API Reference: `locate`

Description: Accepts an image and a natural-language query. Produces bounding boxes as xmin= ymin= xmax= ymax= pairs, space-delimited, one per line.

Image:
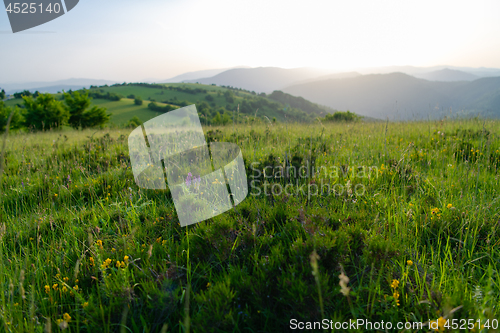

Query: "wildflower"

xmin=390 ymin=279 xmax=399 ymax=289
xmin=62 ymin=286 xmax=68 ymax=293
xmin=89 ymin=257 xmax=95 ymax=266
xmin=124 ymin=255 xmax=129 ymax=263
xmin=431 ymin=208 xmax=440 ymax=215
xmin=83 ymin=302 xmax=89 ymax=308
xmin=156 ymin=237 xmax=162 ymax=243
xmin=207 ymin=282 xmax=211 ymax=288
xmin=433 ymin=317 xmax=446 ymax=332
xmin=407 ymin=260 xmax=413 ymax=266
xmin=44 ymin=285 xmax=50 ymax=294
xmin=96 ymin=240 xmax=103 ymax=250
xmin=63 ymin=277 xmax=69 ymax=282
xmin=63 ymin=313 xmax=71 ymax=322
xmin=73 ymin=285 xmax=79 ymax=291
xmin=54 ymin=194 xmax=58 ymax=197
xmin=447 ymin=203 xmax=452 ymax=209
xmin=393 ymin=290 xmax=400 ymax=306
xmin=52 ymin=283 xmax=58 ymax=291
xmin=185 ymin=172 xmax=192 ymax=187
xmin=101 ymin=258 xmax=112 ymax=269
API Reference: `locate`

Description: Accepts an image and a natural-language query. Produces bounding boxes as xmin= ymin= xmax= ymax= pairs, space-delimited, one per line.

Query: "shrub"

xmin=64 ymin=91 xmax=110 ymax=129
xmin=23 ymin=93 xmax=69 ymax=130
xmin=323 ymin=110 xmax=360 ymax=122
xmin=127 ymin=116 xmax=142 ymax=128
xmin=0 ymin=101 xmax=24 ymax=131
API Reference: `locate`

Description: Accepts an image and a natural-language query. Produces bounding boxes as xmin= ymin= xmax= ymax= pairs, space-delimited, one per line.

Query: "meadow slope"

xmin=0 ymin=119 xmax=499 ymax=332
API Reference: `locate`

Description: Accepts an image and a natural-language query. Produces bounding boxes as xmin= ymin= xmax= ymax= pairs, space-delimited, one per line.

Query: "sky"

xmin=1 ymin=0 xmax=500 ymax=83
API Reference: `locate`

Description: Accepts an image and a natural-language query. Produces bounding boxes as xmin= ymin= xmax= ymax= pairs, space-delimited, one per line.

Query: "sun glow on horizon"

xmin=1 ymin=0 xmax=499 ymax=82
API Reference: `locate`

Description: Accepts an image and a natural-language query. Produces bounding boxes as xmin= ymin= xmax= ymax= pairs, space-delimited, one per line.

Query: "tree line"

xmin=0 ymin=91 xmax=110 ymax=131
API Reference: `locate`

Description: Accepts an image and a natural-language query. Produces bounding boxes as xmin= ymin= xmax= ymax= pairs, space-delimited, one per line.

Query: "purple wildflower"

xmin=185 ymin=173 xmax=192 ymax=187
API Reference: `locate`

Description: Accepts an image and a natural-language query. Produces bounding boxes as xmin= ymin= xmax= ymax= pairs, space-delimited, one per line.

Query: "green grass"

xmin=90 ymin=98 xmax=171 ymax=125
xmin=0 ymin=118 xmax=499 ymax=332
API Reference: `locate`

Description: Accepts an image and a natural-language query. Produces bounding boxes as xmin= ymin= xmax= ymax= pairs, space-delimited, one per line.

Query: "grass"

xmin=90 ymin=98 xmax=168 ymax=125
xmin=0 ymin=118 xmax=499 ymax=332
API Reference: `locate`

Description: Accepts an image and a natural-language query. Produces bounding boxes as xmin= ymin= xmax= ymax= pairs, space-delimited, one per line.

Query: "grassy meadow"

xmin=0 ymin=117 xmax=499 ymax=332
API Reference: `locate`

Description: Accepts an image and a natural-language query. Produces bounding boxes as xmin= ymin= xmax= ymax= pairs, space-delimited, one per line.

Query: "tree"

xmin=323 ymin=110 xmax=360 ymax=122
xmin=134 ymin=97 xmax=143 ymax=105
xmin=80 ymin=106 xmax=110 ymax=128
xmin=0 ymin=89 xmax=5 ymax=100
xmin=127 ymin=116 xmax=142 ymax=128
xmin=23 ymin=93 xmax=69 ymax=130
xmin=0 ymin=101 xmax=24 ymax=131
xmin=64 ymin=91 xmax=110 ymax=129
xmin=14 ymin=90 xmax=32 ymax=99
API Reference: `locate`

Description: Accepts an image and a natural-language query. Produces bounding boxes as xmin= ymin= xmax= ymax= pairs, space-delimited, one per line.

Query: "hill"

xmin=414 ymin=68 xmax=479 ymax=82
xmin=184 ymin=67 xmax=336 ymax=93
xmin=0 ymin=78 xmax=118 ymax=95
xmin=161 ymin=66 xmax=250 ymax=83
xmin=4 ymin=82 xmax=347 ymax=126
xmin=283 ymin=73 xmax=500 ymax=120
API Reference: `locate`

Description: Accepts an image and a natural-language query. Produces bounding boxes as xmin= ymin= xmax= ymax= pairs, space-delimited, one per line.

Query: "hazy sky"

xmin=1 ymin=0 xmax=500 ymax=83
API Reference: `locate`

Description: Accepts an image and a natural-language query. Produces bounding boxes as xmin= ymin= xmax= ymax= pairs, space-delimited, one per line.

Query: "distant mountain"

xmin=289 ymin=72 xmax=362 ymax=86
xmin=1 ymin=78 xmax=118 ymax=94
xmin=184 ymin=67 xmax=336 ymax=93
xmin=161 ymin=66 xmax=250 ymax=83
xmin=353 ymin=65 xmax=500 ymax=78
xmin=415 ymin=68 xmax=479 ymax=82
xmin=283 ymin=73 xmax=500 ymax=120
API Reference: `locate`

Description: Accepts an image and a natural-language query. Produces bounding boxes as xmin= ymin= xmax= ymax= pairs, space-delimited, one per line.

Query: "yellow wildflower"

xmin=52 ymin=283 xmax=58 ymax=290
xmin=44 ymin=285 xmax=50 ymax=294
xmin=390 ymin=279 xmax=399 ymax=289
xmin=393 ymin=290 xmax=400 ymax=306
xmin=407 ymin=260 xmax=413 ymax=266
xmin=447 ymin=204 xmax=452 ymax=209
xmin=433 ymin=317 xmax=446 ymax=332
xmin=63 ymin=313 xmax=71 ymax=322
